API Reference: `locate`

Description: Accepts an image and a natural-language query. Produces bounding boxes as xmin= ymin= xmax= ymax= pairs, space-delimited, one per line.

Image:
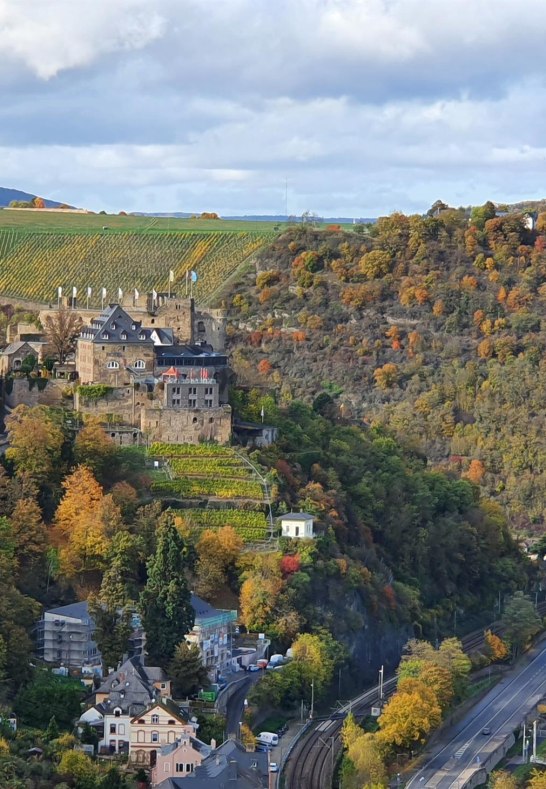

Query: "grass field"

xmin=0 ymin=211 xmax=276 ymax=306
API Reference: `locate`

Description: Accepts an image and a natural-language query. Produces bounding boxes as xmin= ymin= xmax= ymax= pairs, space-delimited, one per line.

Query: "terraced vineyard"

xmin=0 ymin=228 xmax=274 ymax=306
xmin=148 ymin=443 xmax=271 ymax=542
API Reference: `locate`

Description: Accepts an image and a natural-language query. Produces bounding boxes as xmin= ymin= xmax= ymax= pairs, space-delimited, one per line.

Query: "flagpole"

xmin=86 ymin=290 xmax=89 ymax=310
xmin=101 ymin=290 xmax=105 ymax=310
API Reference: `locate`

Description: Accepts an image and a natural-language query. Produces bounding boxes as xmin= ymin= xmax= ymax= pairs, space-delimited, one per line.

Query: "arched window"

xmin=137 ymin=731 xmax=145 ymax=743
xmin=106 ymin=361 xmax=119 ymax=369
xmin=151 ymin=714 xmax=159 ymax=724
xmin=134 ymin=360 xmax=146 ymax=370
xmin=151 ymin=731 xmax=159 ymax=743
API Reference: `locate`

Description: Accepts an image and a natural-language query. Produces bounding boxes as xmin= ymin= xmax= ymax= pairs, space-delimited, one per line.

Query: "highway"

xmin=410 ymin=637 xmax=546 ymax=789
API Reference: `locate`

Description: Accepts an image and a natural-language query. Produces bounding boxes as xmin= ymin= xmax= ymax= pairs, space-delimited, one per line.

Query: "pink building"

xmin=151 ymin=735 xmax=211 ymax=786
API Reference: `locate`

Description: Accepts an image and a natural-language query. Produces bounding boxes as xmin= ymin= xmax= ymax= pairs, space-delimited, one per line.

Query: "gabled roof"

xmin=2 ymin=340 xmax=44 ymax=356
xmin=279 ymin=512 xmax=314 ymax=521
xmin=79 ymin=304 xmax=172 ymax=346
xmin=130 ymin=697 xmax=188 ymax=725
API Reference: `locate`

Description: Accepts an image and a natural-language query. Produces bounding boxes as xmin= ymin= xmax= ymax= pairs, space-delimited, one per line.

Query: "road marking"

xmin=408 ymin=644 xmax=546 ymax=787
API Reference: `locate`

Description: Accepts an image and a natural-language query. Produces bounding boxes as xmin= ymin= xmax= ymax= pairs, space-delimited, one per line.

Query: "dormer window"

xmin=102 ymin=332 xmax=109 ymax=340
xmin=107 ymin=361 xmax=119 ymax=369
xmin=121 ymin=332 xmax=127 ymax=340
xmin=132 ymin=324 xmax=137 ymax=330
xmin=111 ymin=323 xmax=116 ymax=330
xmin=139 ymin=333 xmax=146 ymax=341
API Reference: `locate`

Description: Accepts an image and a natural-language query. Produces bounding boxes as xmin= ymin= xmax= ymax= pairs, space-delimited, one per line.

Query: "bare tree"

xmin=43 ymin=308 xmax=83 ymax=364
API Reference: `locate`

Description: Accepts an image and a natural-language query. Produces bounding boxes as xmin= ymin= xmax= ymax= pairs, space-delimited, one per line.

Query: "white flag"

xmin=152 ymin=288 xmax=158 ymax=301
xmin=260 ymin=406 xmax=265 ymax=422
xmin=72 ymin=286 xmax=77 ymax=298
xmin=101 ymin=287 xmax=107 ymax=300
xmin=87 ymin=286 xmax=92 ymax=298
xmin=57 ymin=286 xmax=62 ymax=298
xmin=118 ymin=287 xmax=123 ymax=301
xmin=134 ymin=288 xmax=140 ymax=300
xmin=169 ymin=269 xmax=175 ymax=283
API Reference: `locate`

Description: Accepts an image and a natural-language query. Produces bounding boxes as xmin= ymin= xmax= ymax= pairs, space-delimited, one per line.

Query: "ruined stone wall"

xmin=194 ymin=306 xmax=226 ymax=351
xmin=6 ymin=378 xmax=68 ymax=409
xmin=154 ymin=298 xmax=194 ymax=342
xmin=141 ymin=404 xmax=232 ymax=444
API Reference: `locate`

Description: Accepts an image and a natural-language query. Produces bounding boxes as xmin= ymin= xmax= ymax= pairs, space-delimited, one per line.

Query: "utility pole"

xmin=310 ymin=679 xmax=315 ymax=719
xmin=533 ymin=720 xmax=538 ymax=761
xmin=379 ymin=665 xmax=384 ymax=702
xmin=523 ymin=723 xmax=527 ymax=762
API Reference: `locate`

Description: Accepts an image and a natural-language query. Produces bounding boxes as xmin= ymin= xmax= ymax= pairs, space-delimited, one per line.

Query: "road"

xmin=410 ymin=638 xmax=546 ymax=789
xmin=219 ymin=673 xmax=262 ymax=737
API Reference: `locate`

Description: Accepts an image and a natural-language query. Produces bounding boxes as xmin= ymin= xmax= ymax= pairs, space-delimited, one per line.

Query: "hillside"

xmin=226 ymin=208 xmax=546 ymax=534
xmin=0 ymin=186 xmax=68 ymax=208
xmin=0 ymin=214 xmax=275 ymax=305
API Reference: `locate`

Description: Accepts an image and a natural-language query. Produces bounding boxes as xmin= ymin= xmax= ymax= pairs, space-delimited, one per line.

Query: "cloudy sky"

xmin=1 ymin=0 xmax=546 ymax=216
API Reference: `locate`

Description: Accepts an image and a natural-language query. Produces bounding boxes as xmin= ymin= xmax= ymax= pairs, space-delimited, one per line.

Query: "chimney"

xmin=210 ymin=738 xmax=216 ymax=750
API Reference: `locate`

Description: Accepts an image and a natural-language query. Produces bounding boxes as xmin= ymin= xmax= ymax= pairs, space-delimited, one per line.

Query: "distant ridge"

xmin=132 ymin=212 xmax=376 ymax=223
xmin=0 ymin=186 xmax=71 ymax=209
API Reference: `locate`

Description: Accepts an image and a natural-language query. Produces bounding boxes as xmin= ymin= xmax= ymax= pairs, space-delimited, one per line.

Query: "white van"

xmin=258 ymin=732 xmax=279 ymax=747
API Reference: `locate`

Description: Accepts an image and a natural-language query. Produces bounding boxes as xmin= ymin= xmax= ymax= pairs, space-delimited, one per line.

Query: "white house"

xmin=279 ymin=512 xmax=315 ymax=539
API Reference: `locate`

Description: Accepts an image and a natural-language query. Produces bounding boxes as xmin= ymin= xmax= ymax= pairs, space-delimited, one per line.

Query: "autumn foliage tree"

xmin=194 ymin=525 xmax=243 ymax=599
xmin=6 ymin=405 xmax=65 ymax=485
xmin=43 ymin=308 xmax=83 ymax=363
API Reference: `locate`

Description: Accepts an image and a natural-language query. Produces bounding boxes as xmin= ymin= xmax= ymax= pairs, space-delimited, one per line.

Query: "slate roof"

xmin=46 ymin=601 xmax=93 ymax=621
xmin=155 ymin=739 xmax=268 ymax=788
xmin=94 ymin=655 xmax=169 ymax=716
xmin=158 ymin=735 xmax=211 ymax=758
xmin=155 ymin=344 xmax=227 ymax=367
xmin=279 ymin=512 xmax=314 ymax=521
xmin=2 ymin=340 xmax=44 ymax=355
xmin=79 ymin=304 xmax=173 ymax=346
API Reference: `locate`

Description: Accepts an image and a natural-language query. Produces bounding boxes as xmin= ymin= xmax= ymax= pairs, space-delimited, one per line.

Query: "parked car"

xmin=269 ymin=762 xmax=279 ymax=773
xmin=258 ymin=732 xmax=279 ymax=747
xmin=248 ymin=664 xmax=261 ymax=672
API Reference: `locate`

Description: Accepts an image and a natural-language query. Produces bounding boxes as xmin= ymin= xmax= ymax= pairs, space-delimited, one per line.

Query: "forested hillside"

xmin=226 ymin=207 xmax=546 ymax=533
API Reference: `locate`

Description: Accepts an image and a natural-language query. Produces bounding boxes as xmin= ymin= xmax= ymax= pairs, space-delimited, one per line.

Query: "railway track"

xmin=283 ymin=603 xmax=546 ymax=789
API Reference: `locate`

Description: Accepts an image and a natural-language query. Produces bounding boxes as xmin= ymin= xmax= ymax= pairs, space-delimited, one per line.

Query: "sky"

xmin=2 ymin=0 xmax=546 ymax=217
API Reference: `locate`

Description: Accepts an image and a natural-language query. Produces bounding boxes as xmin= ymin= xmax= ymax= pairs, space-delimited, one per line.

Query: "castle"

xmin=3 ymin=295 xmax=232 ymax=446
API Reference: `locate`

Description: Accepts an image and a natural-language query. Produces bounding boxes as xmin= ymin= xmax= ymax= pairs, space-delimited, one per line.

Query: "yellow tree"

xmin=195 ymin=526 xmax=243 ymax=599
xmin=6 ymin=405 xmax=64 ymax=484
xmin=378 ymin=679 xmax=441 ymax=750
xmin=484 ymin=630 xmax=509 ymax=663
xmin=490 ymin=772 xmax=517 ymax=789
xmin=10 ymin=498 xmax=48 ymax=580
xmin=347 ymin=733 xmax=388 ymax=788
xmin=527 ymin=769 xmax=546 ymax=789
xmin=74 ymin=417 xmax=116 ymax=482
xmin=54 ymin=465 xmax=120 ymax=578
xmin=341 ymin=711 xmax=363 ymax=749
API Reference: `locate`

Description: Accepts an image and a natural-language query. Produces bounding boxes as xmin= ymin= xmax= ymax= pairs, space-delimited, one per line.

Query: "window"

xmin=137 ymin=719 xmax=145 ymax=725
xmin=139 ymin=333 xmax=146 ymax=340
xmin=151 ymin=731 xmax=159 ymax=743
xmin=137 ymin=731 xmax=145 ymax=743
xmin=118 ymin=724 xmax=125 ymax=735
xmin=167 ymin=719 xmax=175 ymax=725
xmin=205 ymin=387 xmax=213 ymax=395
xmin=134 ymin=360 xmax=146 ymax=369
xmin=164 ymin=765 xmax=170 ymax=772
xmin=175 ymin=764 xmax=184 ymax=773
xmin=120 ymin=332 xmax=127 ymax=340
xmin=114 ymin=709 xmax=121 ymax=718
xmin=151 ymin=714 xmax=159 ymax=724
xmin=197 ymin=321 xmax=205 ymax=333
xmin=110 ymin=724 xmax=116 ymax=734
xmin=102 ymin=332 xmax=109 ymax=339
xmin=189 ymin=386 xmax=197 ymax=395
xmin=295 ymin=526 xmax=300 ymax=537
xmin=107 ymin=361 xmax=119 ymax=369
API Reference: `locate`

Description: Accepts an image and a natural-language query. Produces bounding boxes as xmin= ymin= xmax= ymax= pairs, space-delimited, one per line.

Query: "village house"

xmin=130 ymin=699 xmax=196 ymax=767
xmin=151 ymin=735 xmax=211 ymax=786
xmin=279 ymin=512 xmax=315 ymax=539
xmin=0 ymin=340 xmax=45 ymax=375
xmin=154 ymin=739 xmax=268 ymax=789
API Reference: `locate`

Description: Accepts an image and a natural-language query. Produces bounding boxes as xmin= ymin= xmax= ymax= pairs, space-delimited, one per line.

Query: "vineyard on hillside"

xmin=148 ymin=442 xmax=272 ymax=542
xmin=0 ymin=229 xmax=274 ymax=305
